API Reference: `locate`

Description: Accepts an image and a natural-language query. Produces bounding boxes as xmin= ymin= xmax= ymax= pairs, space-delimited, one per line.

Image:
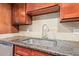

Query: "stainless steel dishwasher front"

xmin=0 ymin=41 xmax=13 ymax=56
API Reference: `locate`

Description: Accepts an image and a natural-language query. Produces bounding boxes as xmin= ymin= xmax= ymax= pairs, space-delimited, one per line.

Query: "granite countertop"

xmin=0 ymin=36 xmax=28 ymax=42
xmin=0 ymin=36 xmax=79 ymax=56
xmin=0 ymin=36 xmax=66 ymax=56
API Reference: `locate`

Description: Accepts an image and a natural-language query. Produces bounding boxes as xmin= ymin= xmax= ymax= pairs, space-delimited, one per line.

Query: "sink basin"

xmin=15 ymin=38 xmax=57 ymax=48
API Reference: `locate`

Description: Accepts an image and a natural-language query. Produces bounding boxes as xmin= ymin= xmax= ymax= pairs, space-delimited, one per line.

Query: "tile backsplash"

xmin=19 ymin=12 xmax=79 ymax=41
xmin=0 ymin=33 xmax=18 ymax=38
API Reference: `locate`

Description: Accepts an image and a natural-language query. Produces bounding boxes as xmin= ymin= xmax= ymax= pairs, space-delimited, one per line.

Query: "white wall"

xmin=19 ymin=13 xmax=79 ymax=41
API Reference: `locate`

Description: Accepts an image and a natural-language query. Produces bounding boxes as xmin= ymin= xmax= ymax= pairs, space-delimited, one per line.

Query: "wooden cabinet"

xmin=15 ymin=45 xmax=32 ymax=56
xmin=0 ymin=4 xmax=19 ymax=33
xmin=14 ymin=53 xmax=21 ymax=56
xmin=31 ymin=50 xmax=49 ymax=56
xmin=14 ymin=45 xmax=51 ymax=56
xmin=27 ymin=3 xmax=59 ymax=16
xmin=60 ymin=3 xmax=79 ymax=22
xmin=0 ymin=4 xmax=12 ymax=34
xmin=12 ymin=3 xmax=32 ymax=25
xmin=27 ymin=3 xmax=57 ymax=11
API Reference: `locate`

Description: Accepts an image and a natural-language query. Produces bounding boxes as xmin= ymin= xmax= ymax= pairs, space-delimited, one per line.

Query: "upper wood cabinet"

xmin=0 ymin=4 xmax=12 ymax=34
xmin=26 ymin=3 xmax=59 ymax=16
xmin=60 ymin=3 xmax=79 ymax=22
xmin=12 ymin=3 xmax=32 ymax=25
xmin=0 ymin=4 xmax=19 ymax=34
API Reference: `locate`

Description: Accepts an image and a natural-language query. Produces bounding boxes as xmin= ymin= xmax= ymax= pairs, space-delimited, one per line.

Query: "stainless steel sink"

xmin=15 ymin=38 xmax=57 ymax=48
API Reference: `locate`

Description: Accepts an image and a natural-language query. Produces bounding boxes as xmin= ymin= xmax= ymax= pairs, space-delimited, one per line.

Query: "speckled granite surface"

xmin=0 ymin=36 xmax=79 ymax=56
xmin=0 ymin=36 xmax=28 ymax=42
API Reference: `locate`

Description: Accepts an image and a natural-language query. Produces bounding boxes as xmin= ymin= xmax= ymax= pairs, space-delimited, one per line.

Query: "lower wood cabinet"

xmin=14 ymin=45 xmax=51 ymax=56
xmin=31 ymin=50 xmax=49 ymax=56
xmin=15 ymin=45 xmax=32 ymax=56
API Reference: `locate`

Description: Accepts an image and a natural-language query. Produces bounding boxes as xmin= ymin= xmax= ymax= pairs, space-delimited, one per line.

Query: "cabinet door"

xmin=14 ymin=45 xmax=50 ymax=56
xmin=12 ymin=3 xmax=32 ymax=25
xmin=0 ymin=4 xmax=11 ymax=34
xmin=27 ymin=3 xmax=59 ymax=16
xmin=60 ymin=3 xmax=79 ymax=22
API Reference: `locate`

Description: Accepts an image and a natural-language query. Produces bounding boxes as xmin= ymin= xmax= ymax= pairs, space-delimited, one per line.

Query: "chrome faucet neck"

xmin=42 ymin=24 xmax=49 ymax=39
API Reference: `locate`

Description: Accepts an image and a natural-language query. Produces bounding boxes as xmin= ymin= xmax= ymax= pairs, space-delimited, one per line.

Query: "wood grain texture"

xmin=31 ymin=50 xmax=49 ymax=56
xmin=26 ymin=3 xmax=59 ymax=16
xmin=14 ymin=45 xmax=50 ymax=56
xmin=0 ymin=4 xmax=11 ymax=34
xmin=27 ymin=3 xmax=57 ymax=11
xmin=14 ymin=53 xmax=21 ymax=56
xmin=12 ymin=3 xmax=32 ymax=25
xmin=60 ymin=3 xmax=79 ymax=22
xmin=11 ymin=25 xmax=19 ymax=33
xmin=15 ymin=45 xmax=32 ymax=56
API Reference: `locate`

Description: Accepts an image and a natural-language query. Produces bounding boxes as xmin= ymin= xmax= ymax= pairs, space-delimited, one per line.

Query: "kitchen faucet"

xmin=42 ymin=24 xmax=49 ymax=39
xmin=42 ymin=24 xmax=57 ymax=46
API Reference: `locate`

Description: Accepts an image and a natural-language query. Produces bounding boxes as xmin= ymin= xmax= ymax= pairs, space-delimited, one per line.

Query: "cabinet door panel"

xmin=0 ymin=4 xmax=11 ymax=34
xmin=12 ymin=4 xmax=26 ymax=24
xmin=60 ymin=3 xmax=79 ymax=22
xmin=14 ymin=45 xmax=50 ymax=56
xmin=12 ymin=4 xmax=32 ymax=25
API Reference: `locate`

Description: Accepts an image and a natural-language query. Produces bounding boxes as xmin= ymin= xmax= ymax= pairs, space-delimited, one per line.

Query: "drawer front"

xmin=15 ymin=46 xmax=32 ymax=56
